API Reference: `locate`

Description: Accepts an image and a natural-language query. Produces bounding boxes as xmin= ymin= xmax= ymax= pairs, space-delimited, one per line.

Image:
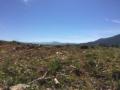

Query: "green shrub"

xmin=0 ymin=58 xmax=38 ymax=86
xmin=48 ymin=59 xmax=62 ymax=74
xmin=85 ymin=59 xmax=102 ymax=76
xmin=85 ymin=59 xmax=96 ymax=71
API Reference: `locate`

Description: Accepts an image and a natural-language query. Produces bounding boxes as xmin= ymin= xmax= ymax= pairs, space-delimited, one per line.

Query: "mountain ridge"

xmin=86 ymin=34 xmax=120 ymax=46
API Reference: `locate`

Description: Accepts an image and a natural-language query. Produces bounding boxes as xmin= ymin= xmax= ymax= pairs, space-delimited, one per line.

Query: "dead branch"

xmin=28 ymin=72 xmax=50 ymax=84
xmin=56 ymin=72 xmax=69 ymax=77
xmin=70 ymin=65 xmax=77 ymax=69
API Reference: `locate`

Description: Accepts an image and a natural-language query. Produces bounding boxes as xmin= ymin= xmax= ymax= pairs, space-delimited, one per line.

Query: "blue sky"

xmin=0 ymin=0 xmax=120 ymax=43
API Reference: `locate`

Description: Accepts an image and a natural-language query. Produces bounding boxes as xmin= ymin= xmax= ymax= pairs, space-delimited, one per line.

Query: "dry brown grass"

xmin=0 ymin=42 xmax=120 ymax=90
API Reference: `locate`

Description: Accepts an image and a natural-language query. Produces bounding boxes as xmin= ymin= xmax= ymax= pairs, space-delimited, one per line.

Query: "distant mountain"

xmin=86 ymin=34 xmax=120 ymax=46
xmin=39 ymin=41 xmax=63 ymax=45
xmin=0 ymin=40 xmax=75 ymax=46
xmin=39 ymin=41 xmax=77 ymax=46
xmin=1 ymin=34 xmax=120 ymax=46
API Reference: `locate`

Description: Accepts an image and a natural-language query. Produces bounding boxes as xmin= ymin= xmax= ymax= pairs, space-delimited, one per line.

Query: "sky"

xmin=0 ymin=0 xmax=120 ymax=43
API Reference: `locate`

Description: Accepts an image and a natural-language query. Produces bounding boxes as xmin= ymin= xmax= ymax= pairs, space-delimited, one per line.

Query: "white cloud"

xmin=105 ymin=18 xmax=120 ymax=24
xmin=111 ymin=19 xmax=120 ymax=24
xmin=23 ymin=0 xmax=29 ymax=3
xmin=22 ymin=0 xmax=33 ymax=6
xmin=22 ymin=0 xmax=32 ymax=4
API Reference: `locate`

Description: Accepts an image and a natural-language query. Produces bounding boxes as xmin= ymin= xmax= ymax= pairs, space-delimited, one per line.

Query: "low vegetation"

xmin=0 ymin=42 xmax=120 ymax=90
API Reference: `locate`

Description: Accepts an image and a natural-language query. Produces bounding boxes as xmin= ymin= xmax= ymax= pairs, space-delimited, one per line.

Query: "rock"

xmin=46 ymin=88 xmax=52 ymax=90
xmin=56 ymin=52 xmax=63 ymax=55
xmin=54 ymin=78 xmax=60 ymax=85
xmin=0 ymin=88 xmax=3 ymax=90
xmin=10 ymin=84 xmax=29 ymax=90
